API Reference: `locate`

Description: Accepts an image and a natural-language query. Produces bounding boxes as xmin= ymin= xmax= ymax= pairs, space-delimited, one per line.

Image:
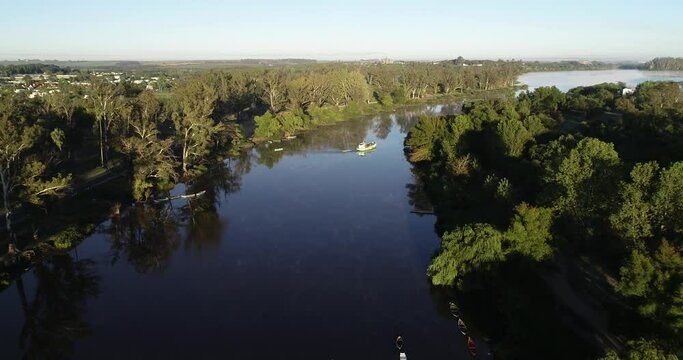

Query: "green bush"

xmin=379 ymin=94 xmax=394 ymax=107
xmin=310 ymin=106 xmax=342 ymax=124
xmin=277 ymin=110 xmax=305 ymax=135
xmin=391 ymin=88 xmax=408 ymax=104
xmin=133 ymin=177 xmax=153 ymax=201
xmin=342 ymin=103 xmax=364 ymax=118
xmin=253 ymin=111 xmax=282 ymax=139
xmin=50 ymin=224 xmax=95 ymax=250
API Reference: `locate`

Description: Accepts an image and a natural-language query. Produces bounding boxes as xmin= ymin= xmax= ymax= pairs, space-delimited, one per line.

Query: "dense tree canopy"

xmin=407 ymin=80 xmax=683 ymax=357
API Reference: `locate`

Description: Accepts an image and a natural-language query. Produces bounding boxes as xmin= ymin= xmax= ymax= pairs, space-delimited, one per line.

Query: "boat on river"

xmin=449 ymin=302 xmax=460 ymax=318
xmin=397 ymin=336 xmax=407 ymax=359
xmin=458 ymin=318 xmax=468 ymax=336
xmin=152 ymin=190 xmax=206 ymax=204
xmin=467 ymin=336 xmax=477 ymax=357
xmin=356 ymin=141 xmax=377 ymax=151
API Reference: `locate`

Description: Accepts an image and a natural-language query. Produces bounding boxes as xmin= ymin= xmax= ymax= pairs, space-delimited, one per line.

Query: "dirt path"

xmin=540 ymin=255 xmax=624 ymax=352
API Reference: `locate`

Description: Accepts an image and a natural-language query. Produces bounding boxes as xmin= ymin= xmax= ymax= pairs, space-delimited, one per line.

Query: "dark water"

xmin=0 ymin=104 xmax=481 ymax=359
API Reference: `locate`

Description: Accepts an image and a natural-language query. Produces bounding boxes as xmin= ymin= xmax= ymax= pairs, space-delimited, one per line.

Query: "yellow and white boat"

xmin=356 ymin=141 xmax=377 ymax=151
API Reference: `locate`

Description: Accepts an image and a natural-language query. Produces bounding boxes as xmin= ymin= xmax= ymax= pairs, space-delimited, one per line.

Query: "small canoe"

xmin=449 ymin=302 xmax=460 ymax=318
xmin=273 ymin=148 xmax=284 ymax=152
xmin=458 ymin=319 xmax=467 ymax=336
xmin=284 ymin=135 xmax=297 ymax=140
xmin=152 ymin=190 xmax=206 ymax=204
xmin=467 ymin=336 xmax=477 ymax=357
xmin=396 ymin=336 xmax=403 ymax=350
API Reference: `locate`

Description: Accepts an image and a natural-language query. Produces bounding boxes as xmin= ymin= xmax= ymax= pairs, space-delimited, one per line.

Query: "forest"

xmin=0 ymin=63 xmax=76 ymax=76
xmin=406 ymin=80 xmax=683 ymax=359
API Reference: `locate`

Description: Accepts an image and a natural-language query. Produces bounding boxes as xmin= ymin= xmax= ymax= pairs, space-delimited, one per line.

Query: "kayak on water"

xmin=449 ymin=302 xmax=460 ymax=318
xmin=467 ymin=336 xmax=477 ymax=357
xmin=458 ymin=318 xmax=468 ymax=336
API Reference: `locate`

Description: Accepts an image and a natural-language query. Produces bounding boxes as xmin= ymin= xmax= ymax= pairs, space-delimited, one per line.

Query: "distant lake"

xmin=518 ymin=69 xmax=683 ymax=92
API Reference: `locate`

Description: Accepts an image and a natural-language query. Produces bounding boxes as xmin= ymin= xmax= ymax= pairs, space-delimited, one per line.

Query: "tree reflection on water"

xmin=107 ymin=156 xmax=248 ymax=272
xmin=16 ymin=255 xmax=99 ymax=359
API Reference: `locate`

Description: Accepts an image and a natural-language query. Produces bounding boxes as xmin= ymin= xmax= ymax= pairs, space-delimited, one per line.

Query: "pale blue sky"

xmin=2 ymin=0 xmax=681 ymax=61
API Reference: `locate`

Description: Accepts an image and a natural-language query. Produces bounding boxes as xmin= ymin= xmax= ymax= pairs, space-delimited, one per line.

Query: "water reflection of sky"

xmin=519 ymin=69 xmax=683 ymax=92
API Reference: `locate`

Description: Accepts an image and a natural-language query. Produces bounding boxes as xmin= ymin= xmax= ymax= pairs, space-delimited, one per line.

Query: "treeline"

xmin=252 ymin=62 xmax=520 ymax=139
xmin=447 ymin=57 xmax=614 ymax=71
xmin=620 ymin=57 xmax=683 ymax=71
xmin=521 ymin=60 xmax=615 ymax=72
xmin=406 ymin=81 xmax=683 ymax=358
xmin=642 ymin=57 xmax=683 ymax=71
xmin=0 ymin=63 xmax=76 ymax=76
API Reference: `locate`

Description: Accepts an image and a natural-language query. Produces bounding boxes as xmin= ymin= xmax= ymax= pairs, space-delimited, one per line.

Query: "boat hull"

xmin=356 ymin=144 xmax=377 ymax=151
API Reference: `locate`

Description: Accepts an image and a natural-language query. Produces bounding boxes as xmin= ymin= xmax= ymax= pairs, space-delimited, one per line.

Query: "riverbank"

xmin=250 ymin=88 xmax=515 ymax=142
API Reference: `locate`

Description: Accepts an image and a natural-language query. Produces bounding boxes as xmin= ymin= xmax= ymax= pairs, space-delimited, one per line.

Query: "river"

xmin=0 ymin=104 xmax=478 ymax=359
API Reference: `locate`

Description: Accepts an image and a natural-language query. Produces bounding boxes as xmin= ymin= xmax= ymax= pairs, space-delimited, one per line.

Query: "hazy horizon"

xmin=3 ymin=0 xmax=682 ymax=62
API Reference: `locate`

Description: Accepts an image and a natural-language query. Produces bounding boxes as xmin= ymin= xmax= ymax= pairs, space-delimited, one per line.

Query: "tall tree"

xmin=260 ymin=69 xmax=288 ymax=112
xmin=171 ymin=78 xmax=222 ymax=177
xmin=87 ymin=76 xmax=124 ymax=166
xmin=121 ymin=91 xmax=177 ymax=201
xmin=496 ymin=118 xmax=532 ymax=157
xmin=428 ymin=223 xmax=505 ymax=286
xmin=0 ymin=93 xmax=71 ymax=238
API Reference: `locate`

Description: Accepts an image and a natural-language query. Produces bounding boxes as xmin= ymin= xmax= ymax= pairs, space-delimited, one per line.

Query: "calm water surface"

xmin=519 ymin=69 xmax=683 ymax=92
xmin=0 ymin=104 xmax=478 ymax=359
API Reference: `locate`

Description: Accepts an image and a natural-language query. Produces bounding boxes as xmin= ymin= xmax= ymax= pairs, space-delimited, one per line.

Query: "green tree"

xmin=616 ymin=250 xmax=656 ymax=298
xmin=549 ymin=138 xmax=621 ymax=225
xmin=504 ymin=204 xmax=554 ymax=261
xmin=45 ymin=83 xmax=78 ymax=125
xmin=529 ymin=86 xmax=566 ymax=114
xmin=171 ymin=77 xmax=222 ymax=177
xmin=121 ymin=92 xmax=177 ymax=201
xmin=428 ymin=223 xmax=504 ymax=286
xmin=87 ymin=76 xmax=124 ymax=166
xmin=600 ymin=338 xmax=678 ymax=360
xmin=522 ymin=114 xmax=552 ymax=136
xmin=0 ymin=94 xmax=71 ymax=237
xmin=611 ymin=162 xmax=660 ymax=246
xmin=616 ymin=240 xmax=683 ymax=327
xmin=496 ymin=118 xmax=532 ymax=157
xmin=405 ymin=116 xmax=449 ymax=162
xmin=260 ymin=69 xmax=288 ymax=112
xmin=253 ymin=111 xmax=281 ymax=140
xmin=652 ymin=162 xmax=683 ymax=237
